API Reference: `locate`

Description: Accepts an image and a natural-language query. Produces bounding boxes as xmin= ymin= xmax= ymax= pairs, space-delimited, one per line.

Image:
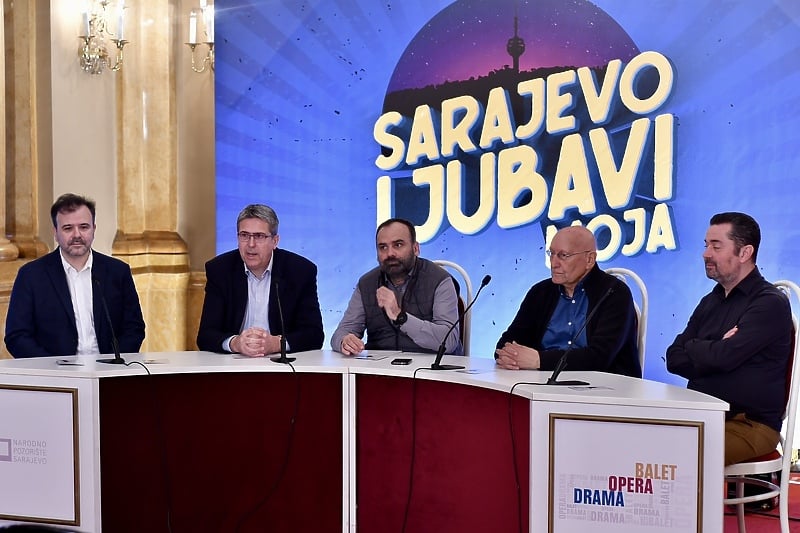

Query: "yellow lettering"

xmin=411 ymin=165 xmax=445 ymax=242
xmin=406 ymin=105 xmax=441 ymax=166
xmin=446 ymin=155 xmax=496 ymax=235
xmin=374 ymin=111 xmax=407 ymax=171
xmin=619 ymin=51 xmax=674 ymax=115
xmin=376 ymin=176 xmax=393 ymax=225
xmin=480 ymin=87 xmax=516 ymax=149
xmin=515 ymin=78 xmax=546 ymax=141
xmin=441 ymin=95 xmax=480 ymax=158
xmin=546 ymin=69 xmax=578 ymax=135
xmin=578 ymin=59 xmax=622 ymax=125
xmin=586 ymin=215 xmax=622 ymax=263
xmin=653 ymin=113 xmax=674 ymax=201
xmin=646 ymin=203 xmax=677 ymax=253
xmin=621 ymin=208 xmax=647 ymax=256
xmin=497 ymin=145 xmax=548 ymax=229
xmin=590 ymin=117 xmax=650 ymax=209
xmin=548 ymin=133 xmax=595 ymax=220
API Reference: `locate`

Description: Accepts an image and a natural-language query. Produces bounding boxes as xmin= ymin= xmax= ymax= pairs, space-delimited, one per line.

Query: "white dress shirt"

xmin=222 ymin=254 xmax=274 ymax=352
xmin=60 ymin=250 xmax=100 ymax=355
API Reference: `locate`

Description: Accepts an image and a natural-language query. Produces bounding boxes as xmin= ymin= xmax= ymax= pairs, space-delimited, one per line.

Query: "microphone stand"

xmin=270 ymin=281 xmax=296 ymax=364
xmin=544 ymin=287 xmax=614 ymax=385
xmin=430 ymin=275 xmax=491 ymax=370
xmin=93 ymin=277 xmax=125 ymax=365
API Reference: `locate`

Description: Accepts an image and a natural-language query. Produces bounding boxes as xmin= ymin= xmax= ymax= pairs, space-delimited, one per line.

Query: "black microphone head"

xmin=481 ymin=275 xmax=491 ymax=287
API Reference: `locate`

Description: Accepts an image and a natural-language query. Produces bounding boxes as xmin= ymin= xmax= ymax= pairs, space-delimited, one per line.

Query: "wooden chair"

xmin=723 ymin=279 xmax=800 ymax=533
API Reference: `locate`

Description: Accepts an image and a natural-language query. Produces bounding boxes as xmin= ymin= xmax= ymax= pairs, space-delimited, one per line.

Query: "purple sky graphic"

xmin=388 ymin=0 xmax=639 ymax=92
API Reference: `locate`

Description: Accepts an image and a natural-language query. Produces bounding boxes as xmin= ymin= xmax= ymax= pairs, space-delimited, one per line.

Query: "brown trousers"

xmin=725 ymin=413 xmax=781 ymax=466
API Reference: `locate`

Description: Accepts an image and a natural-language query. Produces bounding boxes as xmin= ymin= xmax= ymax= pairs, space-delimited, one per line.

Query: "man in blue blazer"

xmin=196 ymin=204 xmax=324 ymax=355
xmin=5 ymin=194 xmax=145 ymax=358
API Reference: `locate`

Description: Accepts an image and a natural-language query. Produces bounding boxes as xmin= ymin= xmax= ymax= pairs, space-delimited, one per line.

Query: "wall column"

xmin=113 ymin=0 xmax=190 ymax=352
xmin=0 ymin=1 xmax=49 ymax=359
xmin=4 ymin=0 xmax=43 ymax=260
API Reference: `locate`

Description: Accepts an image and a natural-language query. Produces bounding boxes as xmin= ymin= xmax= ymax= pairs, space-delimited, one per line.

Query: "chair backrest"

xmin=604 ymin=267 xmax=648 ymax=371
xmin=433 ymin=260 xmax=473 ymax=356
xmin=772 ymin=280 xmax=800 ymax=476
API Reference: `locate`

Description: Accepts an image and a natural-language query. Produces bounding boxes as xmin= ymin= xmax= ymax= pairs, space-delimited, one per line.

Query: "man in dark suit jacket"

xmin=495 ymin=226 xmax=640 ymax=377
xmin=5 ymin=194 xmax=145 ymax=358
xmin=197 ymin=204 xmax=323 ymax=355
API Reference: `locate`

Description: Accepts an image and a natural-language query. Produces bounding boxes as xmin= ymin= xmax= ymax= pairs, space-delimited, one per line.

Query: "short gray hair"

xmin=237 ymin=204 xmax=279 ymax=234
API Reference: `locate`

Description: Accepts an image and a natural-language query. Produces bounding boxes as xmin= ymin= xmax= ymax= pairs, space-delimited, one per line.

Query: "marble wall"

xmin=0 ymin=0 xmax=215 ymax=358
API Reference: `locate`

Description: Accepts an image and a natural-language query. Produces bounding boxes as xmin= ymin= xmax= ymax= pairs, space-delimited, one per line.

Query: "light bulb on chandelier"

xmin=78 ymin=0 xmax=128 ymax=75
xmin=186 ymin=1 xmax=215 ymax=73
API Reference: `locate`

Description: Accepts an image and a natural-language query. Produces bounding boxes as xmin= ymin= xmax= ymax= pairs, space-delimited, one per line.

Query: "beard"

xmin=380 ymin=254 xmax=416 ymax=279
xmin=63 ymin=239 xmax=89 ymax=257
xmin=704 ymin=261 xmax=719 ymax=280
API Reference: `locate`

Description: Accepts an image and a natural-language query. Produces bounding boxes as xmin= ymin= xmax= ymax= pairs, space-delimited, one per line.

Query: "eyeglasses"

xmin=237 ymin=231 xmax=274 ymax=243
xmin=546 ymin=250 xmax=592 ymax=261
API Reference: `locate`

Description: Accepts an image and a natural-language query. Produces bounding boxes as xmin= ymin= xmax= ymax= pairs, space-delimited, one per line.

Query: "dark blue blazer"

xmin=5 ymin=249 xmax=146 ymax=358
xmin=196 ymin=248 xmax=324 ymax=353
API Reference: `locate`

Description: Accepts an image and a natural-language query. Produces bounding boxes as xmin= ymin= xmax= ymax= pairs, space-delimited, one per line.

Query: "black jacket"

xmin=497 ymin=265 xmax=641 ymax=377
xmin=197 ymin=248 xmax=324 ymax=353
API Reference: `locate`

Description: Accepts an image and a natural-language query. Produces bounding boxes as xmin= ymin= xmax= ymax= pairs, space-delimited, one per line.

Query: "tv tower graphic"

xmin=506 ymin=7 xmax=525 ymax=73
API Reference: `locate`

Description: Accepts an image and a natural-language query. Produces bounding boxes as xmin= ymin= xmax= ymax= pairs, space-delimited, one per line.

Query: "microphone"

xmin=545 ymin=286 xmax=614 ymax=385
xmin=430 ymin=274 xmax=492 ymax=371
xmin=270 ymin=281 xmax=295 ymax=364
xmin=93 ymin=276 xmax=125 ymax=365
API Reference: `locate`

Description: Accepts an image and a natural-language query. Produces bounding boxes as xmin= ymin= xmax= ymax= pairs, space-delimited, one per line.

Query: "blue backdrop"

xmin=215 ymin=0 xmax=800 ymax=384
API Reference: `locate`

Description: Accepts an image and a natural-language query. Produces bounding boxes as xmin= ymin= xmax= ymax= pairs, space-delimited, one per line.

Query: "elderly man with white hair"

xmin=495 ymin=226 xmax=641 ymax=377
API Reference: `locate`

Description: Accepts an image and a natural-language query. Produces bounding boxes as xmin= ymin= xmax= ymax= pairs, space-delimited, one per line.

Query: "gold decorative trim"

xmin=0 ymin=239 xmax=20 ymax=261
xmin=0 ymin=385 xmax=80 ymax=526
xmin=547 ymin=413 xmax=704 ymax=533
xmin=112 ymin=230 xmax=190 ymax=256
xmin=130 ymin=264 xmax=191 ymax=275
xmin=9 ymin=238 xmax=48 ymax=260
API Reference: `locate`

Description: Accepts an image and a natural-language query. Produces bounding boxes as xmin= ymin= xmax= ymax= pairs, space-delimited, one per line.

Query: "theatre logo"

xmin=565 ymin=461 xmax=678 ymax=527
xmin=0 ymin=436 xmax=48 ymax=466
xmin=374 ymin=0 xmax=677 ymax=259
xmin=0 ymin=438 xmax=10 ymax=461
